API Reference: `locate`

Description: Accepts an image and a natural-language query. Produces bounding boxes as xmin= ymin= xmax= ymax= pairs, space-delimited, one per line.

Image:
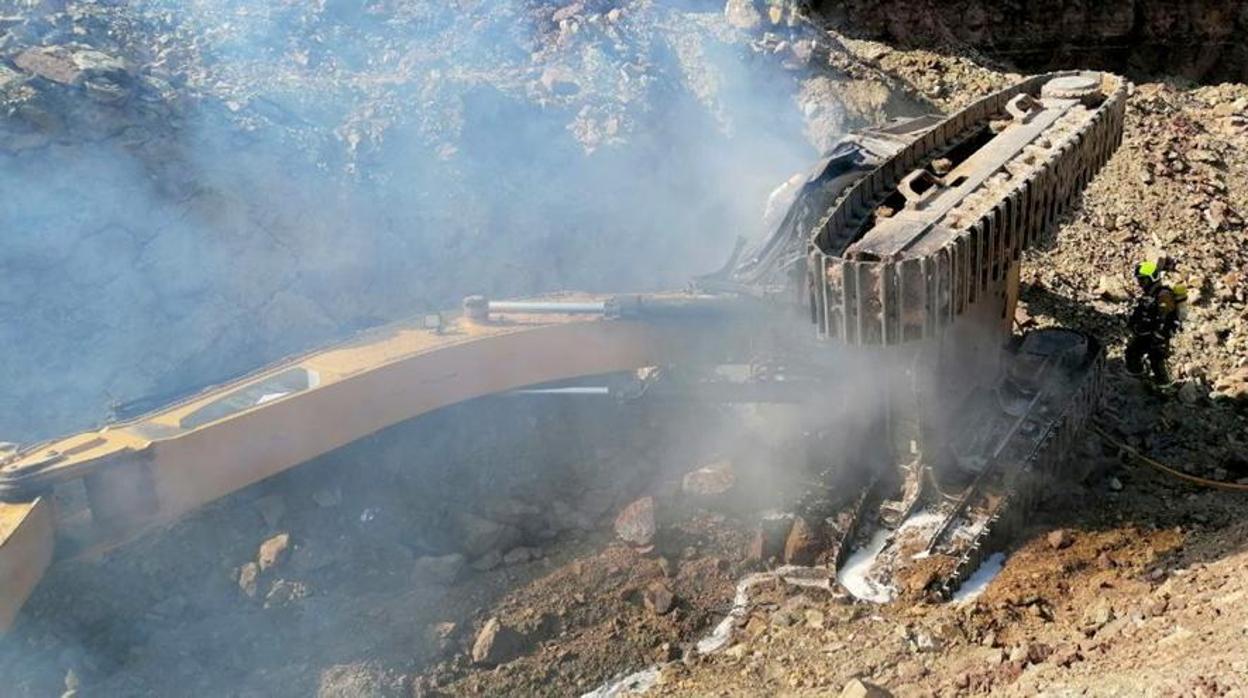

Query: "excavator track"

xmin=933 ymin=338 xmax=1106 ymax=598
xmin=806 ymin=72 xmax=1127 ymax=345
xmin=831 ymin=329 xmax=1105 ymax=602
xmin=1 ymin=69 xmax=1126 ymax=631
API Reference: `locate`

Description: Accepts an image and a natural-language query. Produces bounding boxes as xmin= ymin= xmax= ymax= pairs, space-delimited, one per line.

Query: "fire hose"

xmin=1091 ymin=423 xmax=1248 ymax=492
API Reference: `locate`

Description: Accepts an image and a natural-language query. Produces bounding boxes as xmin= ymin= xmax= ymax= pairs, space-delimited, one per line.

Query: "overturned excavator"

xmin=0 ymin=71 xmax=1126 ymax=629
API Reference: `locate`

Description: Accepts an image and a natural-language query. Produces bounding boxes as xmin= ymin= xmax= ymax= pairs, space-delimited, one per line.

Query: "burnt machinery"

xmin=0 ymin=71 xmax=1126 ymax=628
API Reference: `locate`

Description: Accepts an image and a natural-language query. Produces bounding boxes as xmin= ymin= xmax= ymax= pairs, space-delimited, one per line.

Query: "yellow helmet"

xmin=1135 ymin=260 xmax=1160 ymax=285
xmin=1172 ymin=283 xmax=1188 ymax=302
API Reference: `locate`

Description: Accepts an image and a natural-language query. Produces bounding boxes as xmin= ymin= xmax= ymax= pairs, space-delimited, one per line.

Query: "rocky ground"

xmin=3 ymin=1 xmax=1248 ymax=697
xmin=638 ymin=18 xmax=1248 ymax=698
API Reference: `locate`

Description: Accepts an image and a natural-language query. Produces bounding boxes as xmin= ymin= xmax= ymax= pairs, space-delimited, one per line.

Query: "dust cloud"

xmin=1 ymin=0 xmax=829 ymax=443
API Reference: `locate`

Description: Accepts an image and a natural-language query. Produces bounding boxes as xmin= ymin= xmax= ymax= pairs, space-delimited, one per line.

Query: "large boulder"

xmin=783 ymin=516 xmax=821 ymax=565
xmin=14 ymin=45 xmax=127 ymax=86
xmin=682 ymin=459 xmax=736 ymax=498
xmin=471 ymin=618 xmax=529 ymax=666
xmin=413 ymin=554 xmax=466 ymax=586
xmin=643 ymin=581 xmax=676 ymax=615
xmin=455 ymin=513 xmax=521 ymax=558
xmin=724 ymin=0 xmax=763 ymax=30
xmin=614 ymin=496 xmax=657 ymax=546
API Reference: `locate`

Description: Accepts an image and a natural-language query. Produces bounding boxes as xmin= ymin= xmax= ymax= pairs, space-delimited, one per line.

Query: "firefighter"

xmin=1124 ymin=259 xmax=1186 ymax=385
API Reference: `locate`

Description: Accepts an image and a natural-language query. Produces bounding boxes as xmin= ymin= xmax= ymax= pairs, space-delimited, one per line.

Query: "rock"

xmin=1204 ymin=200 xmax=1239 ymax=231
xmin=238 ymin=562 xmax=259 ymax=598
xmin=614 ymin=496 xmax=657 ymax=546
xmin=1145 ymin=596 xmax=1169 ymax=617
xmin=471 ymin=618 xmax=528 ymax=666
xmin=456 ymin=513 xmax=521 ymax=557
xmin=83 ymin=76 xmax=129 ymax=104
xmin=317 ymin=661 xmax=409 ymax=698
xmin=432 ymin=620 xmax=458 ymax=647
xmin=1051 ymin=645 xmax=1083 ymax=667
xmin=643 ymin=581 xmax=675 ymax=615
xmin=539 ymin=66 xmax=579 ymax=96
xmin=1046 ymin=529 xmax=1073 ymax=550
xmin=1095 ymin=275 xmax=1131 ymax=302
xmin=413 ymin=554 xmax=466 ymax=585
xmin=1108 ymin=477 xmax=1124 ymax=492
xmin=657 ymin=556 xmax=675 ymax=577
xmin=258 ymin=533 xmax=291 ymax=572
xmin=503 ymin=547 xmax=541 ymax=566
xmin=804 ymin=609 xmax=826 ymax=629
xmin=551 ymin=2 xmax=584 ymax=22
xmin=1188 ymin=149 xmax=1221 ymax=164
xmin=1081 ymin=601 xmax=1115 ymax=635
xmin=724 ymin=0 xmax=762 ymax=30
xmin=783 ymin=516 xmax=821 ymax=564
xmin=1159 ymin=625 xmax=1194 ymax=646
xmin=840 ymin=678 xmax=893 ymax=698
xmin=1214 ymin=367 xmax=1248 ymax=400
xmin=14 ymin=45 xmax=127 ymax=86
xmin=749 ymin=513 xmax=793 ymax=561
xmin=1026 ymin=642 xmax=1054 ymax=664
xmin=470 ymin=550 xmax=503 ymax=572
xmin=681 ymin=459 xmax=737 ymax=497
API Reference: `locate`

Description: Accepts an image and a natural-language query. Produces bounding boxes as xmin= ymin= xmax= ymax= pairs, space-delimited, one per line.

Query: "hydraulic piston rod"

xmin=489 ymin=301 xmax=608 ymax=315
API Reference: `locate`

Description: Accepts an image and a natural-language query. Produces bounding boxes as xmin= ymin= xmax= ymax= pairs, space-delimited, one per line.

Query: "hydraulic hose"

xmin=1091 ymin=423 xmax=1248 ymax=492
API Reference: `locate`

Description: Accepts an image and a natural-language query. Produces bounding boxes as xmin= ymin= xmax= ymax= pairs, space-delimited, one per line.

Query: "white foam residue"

xmin=581 ymin=667 xmax=660 ymax=698
xmin=696 ymin=573 xmax=758 ymax=654
xmin=951 ymin=552 xmax=1006 ymax=604
xmin=695 ymin=565 xmax=831 ymax=654
xmin=582 ymin=566 xmax=834 ymax=696
xmin=837 ymin=509 xmax=946 ymax=604
xmin=837 ymin=527 xmax=895 ymax=603
xmin=897 ymin=509 xmax=944 ymax=537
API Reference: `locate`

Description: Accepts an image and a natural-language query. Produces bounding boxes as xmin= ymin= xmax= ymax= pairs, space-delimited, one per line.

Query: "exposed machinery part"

xmin=808 ymin=72 xmax=1126 ymax=345
xmin=461 ymin=294 xmax=772 ymax=323
xmin=0 ymin=70 xmax=1127 ymax=631
xmin=718 ymin=72 xmax=1126 ymax=345
xmin=715 ymin=114 xmax=947 ymax=295
xmin=727 ymin=72 xmax=1125 ymax=602
xmin=927 ymin=329 xmax=1105 ymax=599
xmin=756 ymin=328 xmax=1105 ymax=603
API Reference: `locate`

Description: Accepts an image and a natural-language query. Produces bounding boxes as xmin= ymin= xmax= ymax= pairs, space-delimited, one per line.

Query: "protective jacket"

xmin=1128 ymin=284 xmax=1181 ymax=340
